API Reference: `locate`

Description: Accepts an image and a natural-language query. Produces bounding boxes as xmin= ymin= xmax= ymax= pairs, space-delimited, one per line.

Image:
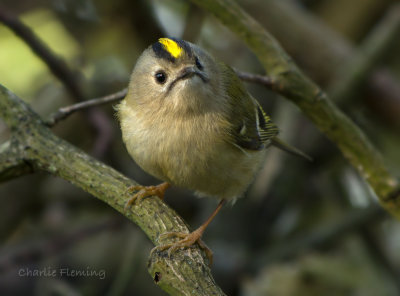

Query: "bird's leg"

xmin=124 ymin=182 xmax=170 ymax=210
xmin=152 ymin=199 xmax=226 ymax=265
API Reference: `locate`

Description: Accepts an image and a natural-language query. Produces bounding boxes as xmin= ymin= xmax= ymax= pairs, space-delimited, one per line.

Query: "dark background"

xmin=1 ymin=0 xmax=400 ymax=295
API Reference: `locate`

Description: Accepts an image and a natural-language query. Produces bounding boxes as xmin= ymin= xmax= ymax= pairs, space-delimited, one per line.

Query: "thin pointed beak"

xmin=177 ymin=67 xmax=209 ymax=83
xmin=177 ymin=67 xmax=196 ymax=80
xmin=168 ymin=67 xmax=209 ymax=92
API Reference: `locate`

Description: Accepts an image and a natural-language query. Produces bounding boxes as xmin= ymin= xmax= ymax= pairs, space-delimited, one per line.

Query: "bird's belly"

xmin=129 ymin=129 xmax=264 ymax=200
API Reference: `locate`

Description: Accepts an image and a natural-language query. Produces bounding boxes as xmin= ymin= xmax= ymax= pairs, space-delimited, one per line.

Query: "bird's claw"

xmin=124 ymin=182 xmax=170 ymax=210
xmin=151 ymin=230 xmax=213 ymax=265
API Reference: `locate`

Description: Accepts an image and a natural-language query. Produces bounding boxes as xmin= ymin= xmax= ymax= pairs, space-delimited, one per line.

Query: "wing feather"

xmin=256 ymin=102 xmax=279 ymax=145
xmin=220 ymin=63 xmax=279 ymax=151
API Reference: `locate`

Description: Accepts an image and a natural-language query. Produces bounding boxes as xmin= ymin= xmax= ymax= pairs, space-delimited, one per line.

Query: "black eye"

xmin=195 ymin=57 xmax=203 ymax=70
xmin=155 ymin=71 xmax=167 ymax=84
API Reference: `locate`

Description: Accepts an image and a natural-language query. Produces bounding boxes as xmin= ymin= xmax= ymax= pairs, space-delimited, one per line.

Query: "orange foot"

xmin=125 ymin=182 xmax=170 ymax=210
xmin=152 ymin=227 xmax=214 ymax=265
xmin=151 ymin=200 xmax=226 ymax=266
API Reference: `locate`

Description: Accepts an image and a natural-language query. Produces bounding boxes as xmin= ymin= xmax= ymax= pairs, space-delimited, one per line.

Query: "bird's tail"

xmin=271 ymin=137 xmax=312 ymax=161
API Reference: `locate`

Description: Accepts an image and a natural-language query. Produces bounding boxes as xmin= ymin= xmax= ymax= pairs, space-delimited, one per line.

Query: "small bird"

xmin=117 ymin=38 xmax=309 ymax=263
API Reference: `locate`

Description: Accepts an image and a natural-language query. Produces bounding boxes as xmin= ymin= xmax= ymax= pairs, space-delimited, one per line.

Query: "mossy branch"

xmin=0 ymin=141 xmax=33 ymax=181
xmin=0 ymin=85 xmax=225 ymax=296
xmin=190 ymin=0 xmax=400 ymax=218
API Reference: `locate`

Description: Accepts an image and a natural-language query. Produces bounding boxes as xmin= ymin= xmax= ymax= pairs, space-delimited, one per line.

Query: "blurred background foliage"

xmin=0 ymin=0 xmax=400 ymax=295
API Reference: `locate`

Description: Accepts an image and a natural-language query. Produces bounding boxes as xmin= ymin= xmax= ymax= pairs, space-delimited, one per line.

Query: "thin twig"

xmin=44 ymin=70 xmax=275 ymax=126
xmin=0 ymin=6 xmax=114 ymax=157
xmin=235 ymin=70 xmax=275 ymax=88
xmin=190 ymin=0 xmax=400 ymax=217
xmin=0 ymin=85 xmax=226 ymax=296
xmin=45 ymin=88 xmax=128 ymax=127
xmin=0 ymin=6 xmax=83 ymax=99
xmin=248 ymin=0 xmax=400 ymax=128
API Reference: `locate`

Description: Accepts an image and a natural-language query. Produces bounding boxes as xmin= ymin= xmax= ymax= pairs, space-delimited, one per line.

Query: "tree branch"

xmin=235 ymin=70 xmax=275 ymax=88
xmin=189 ymin=0 xmax=400 ymax=218
xmin=43 ymin=70 xmax=274 ymax=126
xmin=0 ymin=6 xmax=114 ymax=157
xmin=0 ymin=6 xmax=83 ymax=99
xmin=241 ymin=0 xmax=400 ymax=127
xmin=0 ymin=141 xmax=33 ymax=182
xmin=45 ymin=88 xmax=128 ymax=127
xmin=0 ymin=85 xmax=225 ymax=296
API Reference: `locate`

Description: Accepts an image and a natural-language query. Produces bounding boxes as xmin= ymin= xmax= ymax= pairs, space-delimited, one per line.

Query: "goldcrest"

xmin=117 ymin=38 xmax=309 ymax=263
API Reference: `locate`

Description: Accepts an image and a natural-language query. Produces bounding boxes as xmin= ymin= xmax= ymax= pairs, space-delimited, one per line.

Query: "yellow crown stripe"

xmin=158 ymin=38 xmax=183 ymax=58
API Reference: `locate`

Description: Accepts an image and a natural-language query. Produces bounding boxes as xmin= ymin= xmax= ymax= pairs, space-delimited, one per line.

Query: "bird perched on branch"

xmin=117 ymin=37 xmax=310 ymax=263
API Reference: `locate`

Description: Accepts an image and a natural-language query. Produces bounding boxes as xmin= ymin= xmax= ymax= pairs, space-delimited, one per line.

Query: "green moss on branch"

xmin=190 ymin=0 xmax=400 ymax=217
xmin=0 ymin=85 xmax=225 ymax=296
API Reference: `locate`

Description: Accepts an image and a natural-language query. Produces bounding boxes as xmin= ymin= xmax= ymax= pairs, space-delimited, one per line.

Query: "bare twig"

xmin=0 ymin=6 xmax=114 ymax=157
xmin=0 ymin=85 xmax=225 ymax=296
xmin=190 ymin=0 xmax=400 ymax=218
xmin=44 ymin=70 xmax=275 ymax=126
xmin=242 ymin=1 xmax=400 ymax=127
xmin=0 ymin=6 xmax=83 ymax=99
xmin=235 ymin=70 xmax=275 ymax=88
xmin=45 ymin=88 xmax=128 ymax=127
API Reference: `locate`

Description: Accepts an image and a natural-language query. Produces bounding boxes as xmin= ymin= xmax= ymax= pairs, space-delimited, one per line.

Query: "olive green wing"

xmin=255 ymin=101 xmax=280 ymax=146
xmin=220 ymin=63 xmax=311 ymax=160
xmin=221 ymin=63 xmax=279 ymax=151
xmin=232 ymin=100 xmax=279 ymax=151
